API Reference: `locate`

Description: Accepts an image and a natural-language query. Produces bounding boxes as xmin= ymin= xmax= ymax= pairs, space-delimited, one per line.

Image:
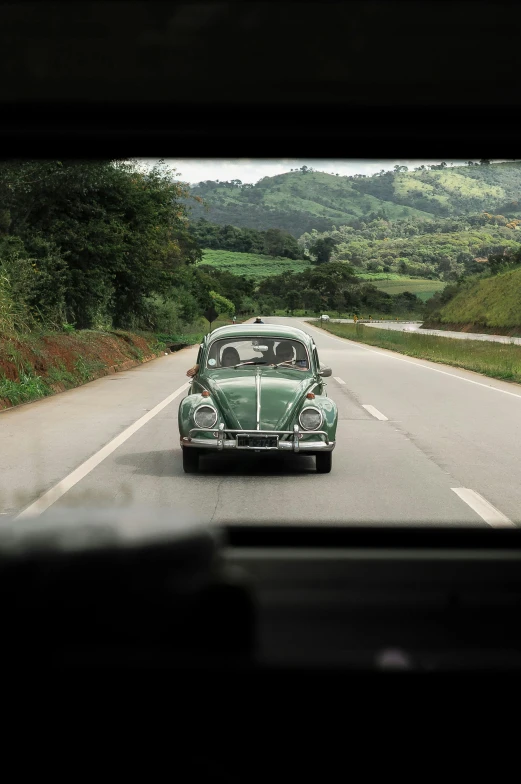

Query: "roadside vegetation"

xmin=423 ymin=254 xmax=521 ymax=333
xmin=3 ymin=158 xmax=521 ymax=409
xmin=0 ymin=160 xmax=246 ymax=408
xmin=317 ymin=321 xmax=521 ymax=385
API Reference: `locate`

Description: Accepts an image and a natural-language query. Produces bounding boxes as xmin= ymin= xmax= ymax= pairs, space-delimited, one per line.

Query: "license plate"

xmin=237 ymin=435 xmax=278 ymax=449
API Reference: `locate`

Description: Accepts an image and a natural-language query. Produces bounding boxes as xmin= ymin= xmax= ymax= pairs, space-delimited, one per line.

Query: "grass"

xmin=153 ymin=317 xmax=234 ymax=348
xmin=46 ymin=361 xmax=77 ymax=389
xmin=438 ymin=266 xmax=521 ymax=328
xmin=200 ymin=250 xmax=444 ymax=301
xmin=319 ymin=321 xmax=521 ymax=384
xmin=361 ymin=277 xmax=446 ymax=302
xmin=278 ymin=309 xmax=424 ymax=321
xmin=199 ymin=249 xmax=311 ymax=280
xmin=0 ymin=372 xmax=52 ymax=406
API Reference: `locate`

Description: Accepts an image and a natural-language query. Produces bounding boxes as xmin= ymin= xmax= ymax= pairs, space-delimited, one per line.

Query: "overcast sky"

xmin=139 ymin=159 xmax=497 ymax=185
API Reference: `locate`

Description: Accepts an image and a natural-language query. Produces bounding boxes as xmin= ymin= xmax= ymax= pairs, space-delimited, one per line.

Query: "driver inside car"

xmin=187 ymin=345 xmax=240 ymax=376
xmin=220 ymin=346 xmax=241 ymax=367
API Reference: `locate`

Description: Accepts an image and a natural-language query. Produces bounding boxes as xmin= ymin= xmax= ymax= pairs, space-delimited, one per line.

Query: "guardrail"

xmin=317 ymin=319 xmax=423 ymax=324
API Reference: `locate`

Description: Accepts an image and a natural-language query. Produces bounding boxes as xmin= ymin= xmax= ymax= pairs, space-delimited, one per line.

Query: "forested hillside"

xmin=187 ymin=161 xmax=521 ymax=236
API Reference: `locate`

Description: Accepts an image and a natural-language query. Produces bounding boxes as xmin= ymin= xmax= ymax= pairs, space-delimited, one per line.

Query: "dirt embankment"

xmin=421 ymin=321 xmax=521 ymax=337
xmin=0 ymin=330 xmax=183 ymax=411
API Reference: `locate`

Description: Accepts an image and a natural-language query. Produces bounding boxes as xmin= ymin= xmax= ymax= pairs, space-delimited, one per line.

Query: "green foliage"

xmin=309 ymin=236 xmax=337 ymax=264
xmin=257 ymin=262 xmax=424 ymax=316
xmin=187 ymin=162 xmax=521 ymax=237
xmin=302 ymin=213 xmax=521 ymax=281
xmin=209 ymin=290 xmax=235 ymax=317
xmin=198 ymin=248 xmax=311 ymax=280
xmin=0 ymin=371 xmax=52 ymax=406
xmin=487 ymin=245 xmax=521 ymax=276
xmin=432 ymin=266 xmax=521 ymax=329
xmin=190 ymin=218 xmax=305 ymax=259
xmin=0 ymin=159 xmax=201 ymax=331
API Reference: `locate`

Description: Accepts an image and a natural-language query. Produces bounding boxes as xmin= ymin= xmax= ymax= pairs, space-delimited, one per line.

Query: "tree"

xmin=309 ymin=237 xmax=337 ymax=264
xmin=0 ymin=159 xmax=201 ymax=329
xmin=210 ymin=290 xmax=235 ymax=317
xmin=285 ymin=290 xmax=301 ymax=313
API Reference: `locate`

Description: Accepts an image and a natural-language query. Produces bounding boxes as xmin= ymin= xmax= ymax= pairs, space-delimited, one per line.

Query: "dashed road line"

xmin=362 ymin=404 xmax=388 ymax=421
xmin=14 ymin=382 xmax=190 ymax=520
xmin=451 ymin=488 xmax=515 ymax=528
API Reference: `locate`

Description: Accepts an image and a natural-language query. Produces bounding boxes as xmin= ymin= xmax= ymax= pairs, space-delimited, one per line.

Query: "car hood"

xmin=204 ymin=369 xmax=316 ymax=431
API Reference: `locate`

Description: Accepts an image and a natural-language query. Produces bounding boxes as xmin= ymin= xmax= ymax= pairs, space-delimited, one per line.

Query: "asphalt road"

xmin=1 ymin=316 xmax=521 ymax=527
xmin=325 ymin=319 xmax=521 ymax=344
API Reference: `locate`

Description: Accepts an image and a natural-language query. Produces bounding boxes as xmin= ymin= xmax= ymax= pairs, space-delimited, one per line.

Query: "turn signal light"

xmin=306 ymin=393 xmax=315 ymax=399
xmin=201 ymin=390 xmax=210 ymax=397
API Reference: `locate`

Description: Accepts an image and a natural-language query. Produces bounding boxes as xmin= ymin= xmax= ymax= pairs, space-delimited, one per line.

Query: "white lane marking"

xmin=451 ymin=488 xmax=515 ymax=528
xmin=362 ymin=404 xmax=388 ymax=421
xmin=15 ymin=382 xmax=190 ymax=520
xmin=333 ymin=376 xmax=346 ymax=384
xmin=305 ymin=322 xmax=521 ymax=400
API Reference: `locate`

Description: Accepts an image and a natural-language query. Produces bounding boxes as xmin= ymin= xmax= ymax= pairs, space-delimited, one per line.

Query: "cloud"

xmin=138 ymin=158 xmax=504 ymax=185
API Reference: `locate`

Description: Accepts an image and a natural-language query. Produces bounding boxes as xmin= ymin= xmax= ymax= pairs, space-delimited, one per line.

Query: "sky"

xmin=139 ymin=159 xmax=497 ymax=185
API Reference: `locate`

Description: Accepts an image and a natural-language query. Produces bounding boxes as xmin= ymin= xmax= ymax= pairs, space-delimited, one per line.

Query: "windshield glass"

xmin=2 ymin=155 xmax=521 ymax=530
xmin=206 ymin=337 xmax=310 ymax=369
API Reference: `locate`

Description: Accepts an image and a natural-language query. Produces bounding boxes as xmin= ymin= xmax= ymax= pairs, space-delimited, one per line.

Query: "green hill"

xmin=187 ymin=162 xmax=521 ymax=237
xmin=200 ymin=249 xmax=311 ymax=280
xmin=199 ymin=250 xmax=445 ymax=300
xmin=430 ymin=267 xmax=521 ymax=331
xmin=302 ymin=213 xmax=521 ymax=279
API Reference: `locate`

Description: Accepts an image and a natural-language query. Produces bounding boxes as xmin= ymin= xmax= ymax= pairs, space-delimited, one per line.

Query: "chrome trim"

xmin=193 ymin=404 xmax=217 ymax=429
xmin=217 ymin=421 xmax=225 ymax=451
xmin=185 ymin=427 xmax=333 ymax=453
xmin=299 ymin=406 xmax=323 ymax=431
xmin=256 ymin=368 xmax=261 ymax=431
xmin=182 ymin=436 xmax=335 ymax=452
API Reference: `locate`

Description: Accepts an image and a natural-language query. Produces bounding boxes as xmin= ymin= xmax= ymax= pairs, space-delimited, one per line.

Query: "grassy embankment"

xmin=0 ymin=317 xmax=231 ymax=411
xmin=425 ymin=266 xmax=521 ymax=336
xmin=317 ymin=321 xmax=521 ymax=384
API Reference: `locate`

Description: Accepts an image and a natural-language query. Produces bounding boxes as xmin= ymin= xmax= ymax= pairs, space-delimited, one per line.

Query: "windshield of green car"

xmin=206 ymin=337 xmax=310 ymax=370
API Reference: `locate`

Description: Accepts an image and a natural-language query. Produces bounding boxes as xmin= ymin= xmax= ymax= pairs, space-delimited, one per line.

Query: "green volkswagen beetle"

xmin=178 ymin=324 xmax=338 ymax=474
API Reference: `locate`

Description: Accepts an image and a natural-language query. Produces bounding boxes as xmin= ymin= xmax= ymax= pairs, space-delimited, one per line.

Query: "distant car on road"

xmin=178 ymin=323 xmax=337 ymax=474
xmin=321 ymin=314 xmax=330 ymax=322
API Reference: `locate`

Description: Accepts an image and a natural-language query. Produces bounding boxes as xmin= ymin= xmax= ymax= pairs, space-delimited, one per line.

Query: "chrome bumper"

xmin=181 ymin=423 xmax=335 ymax=453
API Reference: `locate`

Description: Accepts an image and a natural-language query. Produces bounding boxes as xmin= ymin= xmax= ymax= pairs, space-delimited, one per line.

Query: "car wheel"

xmin=315 ymin=451 xmax=332 ymax=474
xmin=182 ymin=446 xmax=200 ymax=473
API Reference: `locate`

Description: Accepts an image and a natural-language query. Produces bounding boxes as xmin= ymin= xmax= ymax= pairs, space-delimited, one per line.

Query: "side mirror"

xmin=319 ymin=366 xmax=332 ymax=377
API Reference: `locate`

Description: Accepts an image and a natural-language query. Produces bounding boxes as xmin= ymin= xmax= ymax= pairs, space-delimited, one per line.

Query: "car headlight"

xmin=194 ymin=405 xmax=218 ymax=428
xmin=299 ymin=407 xmax=322 ymax=430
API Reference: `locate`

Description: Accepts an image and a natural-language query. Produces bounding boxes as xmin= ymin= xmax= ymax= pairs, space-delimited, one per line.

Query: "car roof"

xmin=207 ymin=323 xmax=314 ymax=344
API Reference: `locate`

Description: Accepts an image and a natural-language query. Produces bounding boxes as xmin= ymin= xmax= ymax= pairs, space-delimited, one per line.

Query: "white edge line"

xmin=451 ymin=488 xmax=515 ymax=528
xmin=362 ymin=404 xmax=388 ymax=421
xmin=333 ymin=376 xmax=346 ymax=384
xmin=14 ymin=382 xmax=190 ymax=520
xmin=305 ymin=322 xmax=521 ymax=400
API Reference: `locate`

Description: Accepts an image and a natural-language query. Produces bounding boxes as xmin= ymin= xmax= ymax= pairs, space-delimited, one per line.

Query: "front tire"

xmin=182 ymin=446 xmax=200 ymax=473
xmin=315 ymin=451 xmax=332 ymax=474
